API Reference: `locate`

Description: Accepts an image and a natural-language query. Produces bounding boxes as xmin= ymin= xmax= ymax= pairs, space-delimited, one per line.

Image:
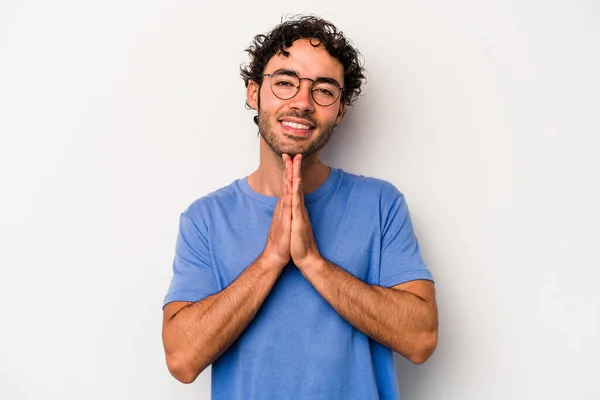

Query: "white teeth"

xmin=281 ymin=121 xmax=311 ymax=130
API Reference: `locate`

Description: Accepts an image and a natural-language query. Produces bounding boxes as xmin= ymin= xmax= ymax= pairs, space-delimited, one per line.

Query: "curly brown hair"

xmin=240 ymin=15 xmax=366 ymax=107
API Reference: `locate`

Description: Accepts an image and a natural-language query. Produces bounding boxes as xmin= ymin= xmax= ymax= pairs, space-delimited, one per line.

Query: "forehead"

xmin=264 ymin=38 xmax=344 ymax=84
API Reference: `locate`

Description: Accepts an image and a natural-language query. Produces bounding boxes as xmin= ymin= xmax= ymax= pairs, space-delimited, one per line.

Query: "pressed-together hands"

xmin=263 ymin=153 xmax=321 ymax=271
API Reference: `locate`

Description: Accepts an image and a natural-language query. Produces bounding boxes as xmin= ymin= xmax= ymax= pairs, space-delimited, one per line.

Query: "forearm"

xmin=299 ymin=257 xmax=438 ymax=364
xmin=163 ymin=254 xmax=283 ymax=382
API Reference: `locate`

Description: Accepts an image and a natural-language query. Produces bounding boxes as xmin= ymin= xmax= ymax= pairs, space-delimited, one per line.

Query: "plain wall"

xmin=1 ymin=1 xmax=599 ymax=399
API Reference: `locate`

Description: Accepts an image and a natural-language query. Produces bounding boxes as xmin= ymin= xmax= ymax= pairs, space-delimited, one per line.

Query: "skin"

xmin=162 ymin=39 xmax=438 ymax=384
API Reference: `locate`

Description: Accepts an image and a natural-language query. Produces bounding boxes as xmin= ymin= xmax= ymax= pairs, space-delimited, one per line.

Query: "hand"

xmin=262 ymin=154 xmax=293 ymax=269
xmin=290 ymin=154 xmax=321 ymax=269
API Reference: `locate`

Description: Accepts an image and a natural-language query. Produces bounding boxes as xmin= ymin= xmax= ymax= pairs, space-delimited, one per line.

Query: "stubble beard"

xmin=257 ymin=107 xmax=336 ymax=161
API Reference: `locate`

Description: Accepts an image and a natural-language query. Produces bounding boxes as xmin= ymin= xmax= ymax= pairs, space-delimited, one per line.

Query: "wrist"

xmin=259 ymin=251 xmax=289 ymax=272
xmin=295 ymin=253 xmax=325 ymax=272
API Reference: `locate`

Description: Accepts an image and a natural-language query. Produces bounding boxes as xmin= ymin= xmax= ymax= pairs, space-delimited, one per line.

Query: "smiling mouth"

xmin=280 ymin=120 xmax=314 ymax=130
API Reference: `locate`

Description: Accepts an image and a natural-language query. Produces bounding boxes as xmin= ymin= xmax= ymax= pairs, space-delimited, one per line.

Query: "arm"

xmin=297 ymin=258 xmax=438 ymax=364
xmin=289 ymin=154 xmax=438 ymax=364
xmin=162 ymin=155 xmax=295 ymax=383
xmin=162 ymin=254 xmax=284 ymax=383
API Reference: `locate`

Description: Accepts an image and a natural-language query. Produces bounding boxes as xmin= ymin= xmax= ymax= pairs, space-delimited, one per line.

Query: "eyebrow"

xmin=270 ymin=68 xmax=343 ymax=88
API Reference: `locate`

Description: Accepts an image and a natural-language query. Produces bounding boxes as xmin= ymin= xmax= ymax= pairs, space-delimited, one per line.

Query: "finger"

xmin=280 ymin=154 xmax=293 ymax=199
xmin=284 ymin=155 xmax=293 ymax=203
xmin=276 ymin=159 xmax=290 ymax=219
xmin=293 ymin=154 xmax=302 ymax=181
xmin=283 ymin=181 xmax=293 ymax=214
xmin=291 ymin=177 xmax=302 ymax=220
xmin=283 ymin=177 xmax=293 ymax=213
xmin=292 ymin=154 xmax=302 ymax=191
xmin=285 ymin=154 xmax=293 ymax=182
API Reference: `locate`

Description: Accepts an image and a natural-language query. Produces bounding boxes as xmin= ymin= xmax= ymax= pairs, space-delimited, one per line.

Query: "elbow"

xmin=405 ymin=329 xmax=438 ymax=365
xmin=166 ymin=354 xmax=206 ymax=384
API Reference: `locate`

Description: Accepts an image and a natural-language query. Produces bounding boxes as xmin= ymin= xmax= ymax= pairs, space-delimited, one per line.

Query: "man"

xmin=162 ymin=15 xmax=438 ymax=400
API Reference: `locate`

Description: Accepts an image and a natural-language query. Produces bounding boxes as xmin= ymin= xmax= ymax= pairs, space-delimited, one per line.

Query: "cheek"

xmin=258 ymin=98 xmax=279 ymax=119
xmin=258 ymin=85 xmax=278 ymax=108
xmin=323 ymin=108 xmax=341 ymax=125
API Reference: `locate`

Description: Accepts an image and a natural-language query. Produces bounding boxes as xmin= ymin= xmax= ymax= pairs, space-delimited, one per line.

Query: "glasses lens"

xmin=270 ymin=74 xmax=300 ymax=100
xmin=312 ymin=82 xmax=340 ymax=106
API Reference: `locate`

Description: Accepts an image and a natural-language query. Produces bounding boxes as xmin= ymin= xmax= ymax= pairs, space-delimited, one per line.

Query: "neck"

xmin=247 ymin=139 xmax=330 ymax=197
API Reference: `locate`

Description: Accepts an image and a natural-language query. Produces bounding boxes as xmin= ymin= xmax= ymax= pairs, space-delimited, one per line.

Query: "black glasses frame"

xmin=263 ymin=73 xmax=344 ymax=107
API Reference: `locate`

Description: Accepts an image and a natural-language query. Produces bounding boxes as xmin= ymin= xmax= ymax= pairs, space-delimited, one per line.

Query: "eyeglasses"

xmin=263 ymin=71 xmax=344 ymax=107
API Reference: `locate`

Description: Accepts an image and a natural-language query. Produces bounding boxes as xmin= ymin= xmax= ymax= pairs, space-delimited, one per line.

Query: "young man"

xmin=162 ymin=16 xmax=438 ymax=400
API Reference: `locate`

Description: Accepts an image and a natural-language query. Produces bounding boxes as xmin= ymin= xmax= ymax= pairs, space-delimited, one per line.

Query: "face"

xmin=247 ymin=39 xmax=345 ymax=160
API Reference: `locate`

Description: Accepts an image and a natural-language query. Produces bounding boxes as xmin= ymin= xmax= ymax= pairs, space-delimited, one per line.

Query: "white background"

xmin=1 ymin=1 xmax=599 ymax=399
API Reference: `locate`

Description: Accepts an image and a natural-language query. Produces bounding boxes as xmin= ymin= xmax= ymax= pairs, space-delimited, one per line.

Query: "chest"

xmin=208 ymin=199 xmax=383 ymax=288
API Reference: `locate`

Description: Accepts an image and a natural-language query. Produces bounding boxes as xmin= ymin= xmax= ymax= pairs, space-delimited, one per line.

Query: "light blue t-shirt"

xmin=164 ymin=167 xmax=433 ymax=400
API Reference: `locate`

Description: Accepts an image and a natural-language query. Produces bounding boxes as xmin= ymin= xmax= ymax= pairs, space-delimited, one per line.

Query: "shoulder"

xmin=338 ymin=168 xmax=405 ymax=204
xmin=180 ymin=179 xmax=243 ymax=226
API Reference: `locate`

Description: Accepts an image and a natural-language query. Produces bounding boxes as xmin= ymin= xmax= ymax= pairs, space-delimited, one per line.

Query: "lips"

xmin=281 ymin=120 xmax=312 ymax=130
xmin=279 ymin=120 xmax=315 ymax=137
xmin=278 ymin=115 xmax=316 ymax=128
xmin=277 ymin=115 xmax=316 ymax=138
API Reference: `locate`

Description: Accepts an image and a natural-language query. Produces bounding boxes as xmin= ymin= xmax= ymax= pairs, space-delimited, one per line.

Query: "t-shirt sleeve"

xmin=379 ymin=190 xmax=433 ymax=287
xmin=163 ymin=211 xmax=220 ymax=308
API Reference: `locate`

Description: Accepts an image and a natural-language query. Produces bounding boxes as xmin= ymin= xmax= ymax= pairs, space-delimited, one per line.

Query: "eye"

xmin=274 ymin=79 xmax=296 ymax=87
xmin=314 ymin=87 xmax=335 ymax=97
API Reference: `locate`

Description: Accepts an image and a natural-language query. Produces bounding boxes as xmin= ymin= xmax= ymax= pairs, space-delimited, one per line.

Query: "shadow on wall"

xmin=321 ymin=83 xmax=411 ymax=176
xmin=321 ymin=100 xmax=371 ymax=171
xmin=396 ymin=353 xmax=437 ymax=400
xmin=323 ymin=88 xmax=446 ymax=399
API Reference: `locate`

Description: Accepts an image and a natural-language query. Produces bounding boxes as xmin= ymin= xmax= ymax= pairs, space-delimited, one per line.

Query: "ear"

xmin=334 ymin=102 xmax=346 ymax=126
xmin=247 ymin=80 xmax=259 ymax=110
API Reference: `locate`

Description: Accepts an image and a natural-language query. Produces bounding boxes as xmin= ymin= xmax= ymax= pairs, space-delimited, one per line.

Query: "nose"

xmin=288 ymin=79 xmax=315 ymax=113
